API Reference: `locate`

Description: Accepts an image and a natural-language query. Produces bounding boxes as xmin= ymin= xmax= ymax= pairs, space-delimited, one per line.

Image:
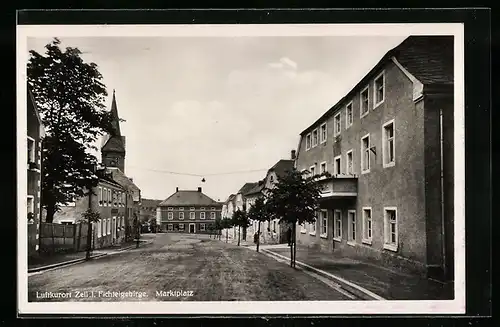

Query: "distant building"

xmin=294 ymin=36 xmax=454 ymax=282
xmin=139 ymin=198 xmax=162 ymax=223
xmin=27 ymin=86 xmax=45 ymax=255
xmin=158 ymin=187 xmax=222 ymax=234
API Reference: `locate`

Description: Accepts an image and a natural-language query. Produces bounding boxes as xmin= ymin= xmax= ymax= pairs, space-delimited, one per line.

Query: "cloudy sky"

xmin=27 ymin=34 xmax=408 ymax=202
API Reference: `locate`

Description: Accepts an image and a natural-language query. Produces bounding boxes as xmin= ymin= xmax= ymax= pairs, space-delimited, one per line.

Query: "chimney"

xmin=176 ymin=187 xmax=179 ymax=192
xmin=197 ymin=187 xmax=202 ymax=192
xmin=291 ymin=149 xmax=296 ymax=160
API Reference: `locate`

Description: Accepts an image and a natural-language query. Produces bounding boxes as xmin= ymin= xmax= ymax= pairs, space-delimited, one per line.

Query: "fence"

xmin=28 ymin=222 xmax=90 ymax=256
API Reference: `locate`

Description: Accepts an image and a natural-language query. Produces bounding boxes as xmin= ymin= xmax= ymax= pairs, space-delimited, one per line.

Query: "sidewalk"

xmin=266 ymin=246 xmax=453 ymax=300
xmin=28 ymin=241 xmax=138 ymax=271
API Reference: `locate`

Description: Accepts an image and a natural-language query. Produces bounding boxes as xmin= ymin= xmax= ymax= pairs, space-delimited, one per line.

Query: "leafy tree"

xmin=220 ymin=217 xmax=233 ymax=243
xmin=232 ymin=209 xmax=250 ymax=246
xmin=247 ymin=196 xmax=270 ymax=252
xmin=81 ymin=208 xmax=101 ymax=260
xmin=214 ymin=216 xmax=223 ymax=240
xmin=27 ymin=38 xmax=116 ymax=223
xmin=266 ymin=169 xmax=329 ymax=267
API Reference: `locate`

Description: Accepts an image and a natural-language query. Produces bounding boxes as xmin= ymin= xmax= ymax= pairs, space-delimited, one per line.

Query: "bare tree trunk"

xmin=256 ymin=221 xmax=261 ymax=252
xmin=226 ymin=229 xmax=228 ymax=243
xmin=293 ymin=222 xmax=297 ymax=268
xmin=45 ymin=205 xmax=55 ymax=224
xmin=237 ymin=226 xmax=241 ymax=246
xmin=290 ymin=223 xmax=293 ymax=267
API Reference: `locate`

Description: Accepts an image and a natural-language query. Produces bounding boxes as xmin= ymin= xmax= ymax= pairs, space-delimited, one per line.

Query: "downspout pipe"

xmin=440 ymin=108 xmax=447 ymax=280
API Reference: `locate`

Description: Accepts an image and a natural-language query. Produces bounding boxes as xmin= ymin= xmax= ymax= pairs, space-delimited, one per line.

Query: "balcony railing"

xmin=316 ymin=174 xmax=358 ymax=198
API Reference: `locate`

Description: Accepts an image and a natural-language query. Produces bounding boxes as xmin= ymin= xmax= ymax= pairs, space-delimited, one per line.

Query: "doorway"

xmin=189 ymin=223 xmax=195 ymax=233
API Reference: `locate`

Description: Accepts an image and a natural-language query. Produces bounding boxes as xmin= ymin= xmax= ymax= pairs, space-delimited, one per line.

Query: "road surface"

xmin=28 ymin=233 xmax=353 ymax=301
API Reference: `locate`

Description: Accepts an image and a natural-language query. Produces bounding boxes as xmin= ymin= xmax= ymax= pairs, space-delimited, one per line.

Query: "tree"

xmin=232 ymin=209 xmax=250 ymax=246
xmin=81 ymin=207 xmax=101 ymax=260
xmin=27 ymin=38 xmax=116 ymax=223
xmin=266 ymin=169 xmax=329 ymax=267
xmin=221 ymin=217 xmax=233 ymax=243
xmin=214 ymin=216 xmax=223 ymax=240
xmin=247 ymin=196 xmax=269 ymax=252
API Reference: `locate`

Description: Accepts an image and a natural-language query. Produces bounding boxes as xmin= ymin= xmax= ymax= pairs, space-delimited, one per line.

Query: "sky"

xmin=27 ymin=34 xmax=408 ymax=202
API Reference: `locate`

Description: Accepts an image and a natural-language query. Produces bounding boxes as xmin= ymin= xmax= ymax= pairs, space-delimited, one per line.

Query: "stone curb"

xmin=28 ymin=253 xmax=108 ymax=273
xmin=261 ymin=249 xmax=386 ymax=301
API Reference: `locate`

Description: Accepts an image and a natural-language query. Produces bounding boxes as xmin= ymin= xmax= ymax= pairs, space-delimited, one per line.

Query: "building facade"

xmin=158 ymin=187 xmax=222 ymax=234
xmin=294 ymin=36 xmax=454 ymax=282
xmin=27 ymin=87 xmax=45 ymax=255
xmin=51 ymin=169 xmax=130 ymax=249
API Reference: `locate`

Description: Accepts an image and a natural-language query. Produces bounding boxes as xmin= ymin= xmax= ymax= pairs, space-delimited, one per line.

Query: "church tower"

xmin=101 ymin=90 xmax=126 ymax=173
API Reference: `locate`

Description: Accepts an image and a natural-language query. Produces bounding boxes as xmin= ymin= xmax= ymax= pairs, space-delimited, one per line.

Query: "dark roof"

xmin=102 ymin=91 xmax=125 ymax=153
xmin=244 ymin=179 xmax=265 ymax=196
xmin=300 ymin=36 xmax=454 ymax=136
xmin=238 ymin=182 xmax=259 ymax=195
xmin=159 ymin=190 xmax=219 ymax=206
xmin=269 ymin=159 xmax=295 ymax=179
xmin=141 ymin=198 xmax=162 ymax=207
xmin=96 ymin=169 xmax=124 ymax=189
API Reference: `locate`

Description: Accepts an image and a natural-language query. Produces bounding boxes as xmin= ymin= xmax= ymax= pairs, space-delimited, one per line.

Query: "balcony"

xmin=317 ymin=174 xmax=358 ymax=199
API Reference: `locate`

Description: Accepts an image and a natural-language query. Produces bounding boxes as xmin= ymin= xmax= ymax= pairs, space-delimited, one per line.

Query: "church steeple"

xmin=101 ymin=89 xmax=126 ymax=173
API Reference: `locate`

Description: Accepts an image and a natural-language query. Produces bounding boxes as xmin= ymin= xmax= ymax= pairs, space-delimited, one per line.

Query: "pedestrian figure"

xmin=253 ymin=232 xmax=259 ymax=244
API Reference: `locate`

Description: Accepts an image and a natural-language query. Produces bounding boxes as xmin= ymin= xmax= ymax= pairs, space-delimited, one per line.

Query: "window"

xmin=102 ymin=219 xmax=106 ymax=236
xmin=98 ymin=187 xmax=102 ymax=206
xmin=346 ymin=101 xmax=353 ymax=128
xmin=346 ymin=150 xmax=354 ymax=175
xmin=27 ymin=196 xmax=34 ymax=215
xmin=309 ymin=219 xmax=316 ymax=235
xmin=27 ymin=137 xmax=35 ymax=164
xmin=334 ymin=155 xmax=342 ymax=175
xmin=167 ymin=224 xmax=173 ymax=231
xmin=383 ymin=119 xmax=395 ymax=167
xmin=334 ymin=112 xmax=341 ymax=136
xmin=167 ymin=212 xmax=173 ymax=220
xmin=348 ymin=210 xmax=356 ymax=244
xmin=103 ymin=188 xmax=107 ymax=206
xmin=361 ymin=134 xmax=370 ymax=174
xmin=362 ymin=207 xmax=372 ymax=244
xmin=210 ymin=212 xmax=216 ymax=220
xmin=179 ymin=212 xmax=184 ymax=220
xmin=200 ymin=223 xmax=206 ymax=231
xmin=374 ymin=72 xmax=385 ymax=107
xmin=211 ymin=207 xmax=215 ymax=211
xmin=273 ymin=220 xmax=276 ymax=232
xmin=107 ymin=218 xmax=111 ymax=235
xmin=320 ymin=210 xmax=328 ymax=237
xmin=360 ymin=86 xmax=369 ymax=117
xmin=200 ymin=207 xmax=205 ymax=210
xmin=300 ymin=222 xmax=307 ymax=233
xmin=179 ymin=207 xmax=184 ymax=211
xmin=108 ymin=190 xmax=112 ymax=206
xmin=384 ymin=207 xmax=398 ymax=251
xmin=320 ymin=123 xmax=327 ymax=143
xmin=97 ymin=219 xmax=102 ymax=237
xmin=190 ymin=207 xmax=195 ymax=211
xmin=190 ymin=212 xmax=195 ymax=220
xmin=312 ymin=129 xmax=319 ymax=147
xmin=309 ymin=165 xmax=316 ymax=177
xmin=200 ymin=212 xmax=206 ymax=220
xmin=306 ymin=133 xmax=311 ymax=150
xmin=168 ymin=207 xmax=173 ymax=210
xmin=333 ymin=210 xmax=342 ymax=241
xmin=320 ymin=161 xmax=327 ymax=174
xmin=179 ymin=223 xmax=185 ymax=231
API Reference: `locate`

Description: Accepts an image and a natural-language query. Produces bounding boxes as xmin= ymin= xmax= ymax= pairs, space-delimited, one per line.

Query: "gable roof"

xmin=237 ymin=182 xmax=259 ymax=195
xmin=141 ymin=198 xmax=162 ymax=208
xmin=106 ymin=167 xmax=141 ymax=201
xmin=268 ymin=159 xmax=295 ymax=179
xmin=159 ymin=190 xmax=220 ymax=206
xmin=244 ymin=179 xmax=265 ymax=196
xmin=300 ymin=36 xmax=454 ymax=136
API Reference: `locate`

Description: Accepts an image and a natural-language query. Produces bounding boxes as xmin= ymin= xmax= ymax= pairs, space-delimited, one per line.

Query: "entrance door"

xmin=189 ymin=223 xmax=195 ymax=233
xmin=112 ymin=217 xmax=116 ymax=243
